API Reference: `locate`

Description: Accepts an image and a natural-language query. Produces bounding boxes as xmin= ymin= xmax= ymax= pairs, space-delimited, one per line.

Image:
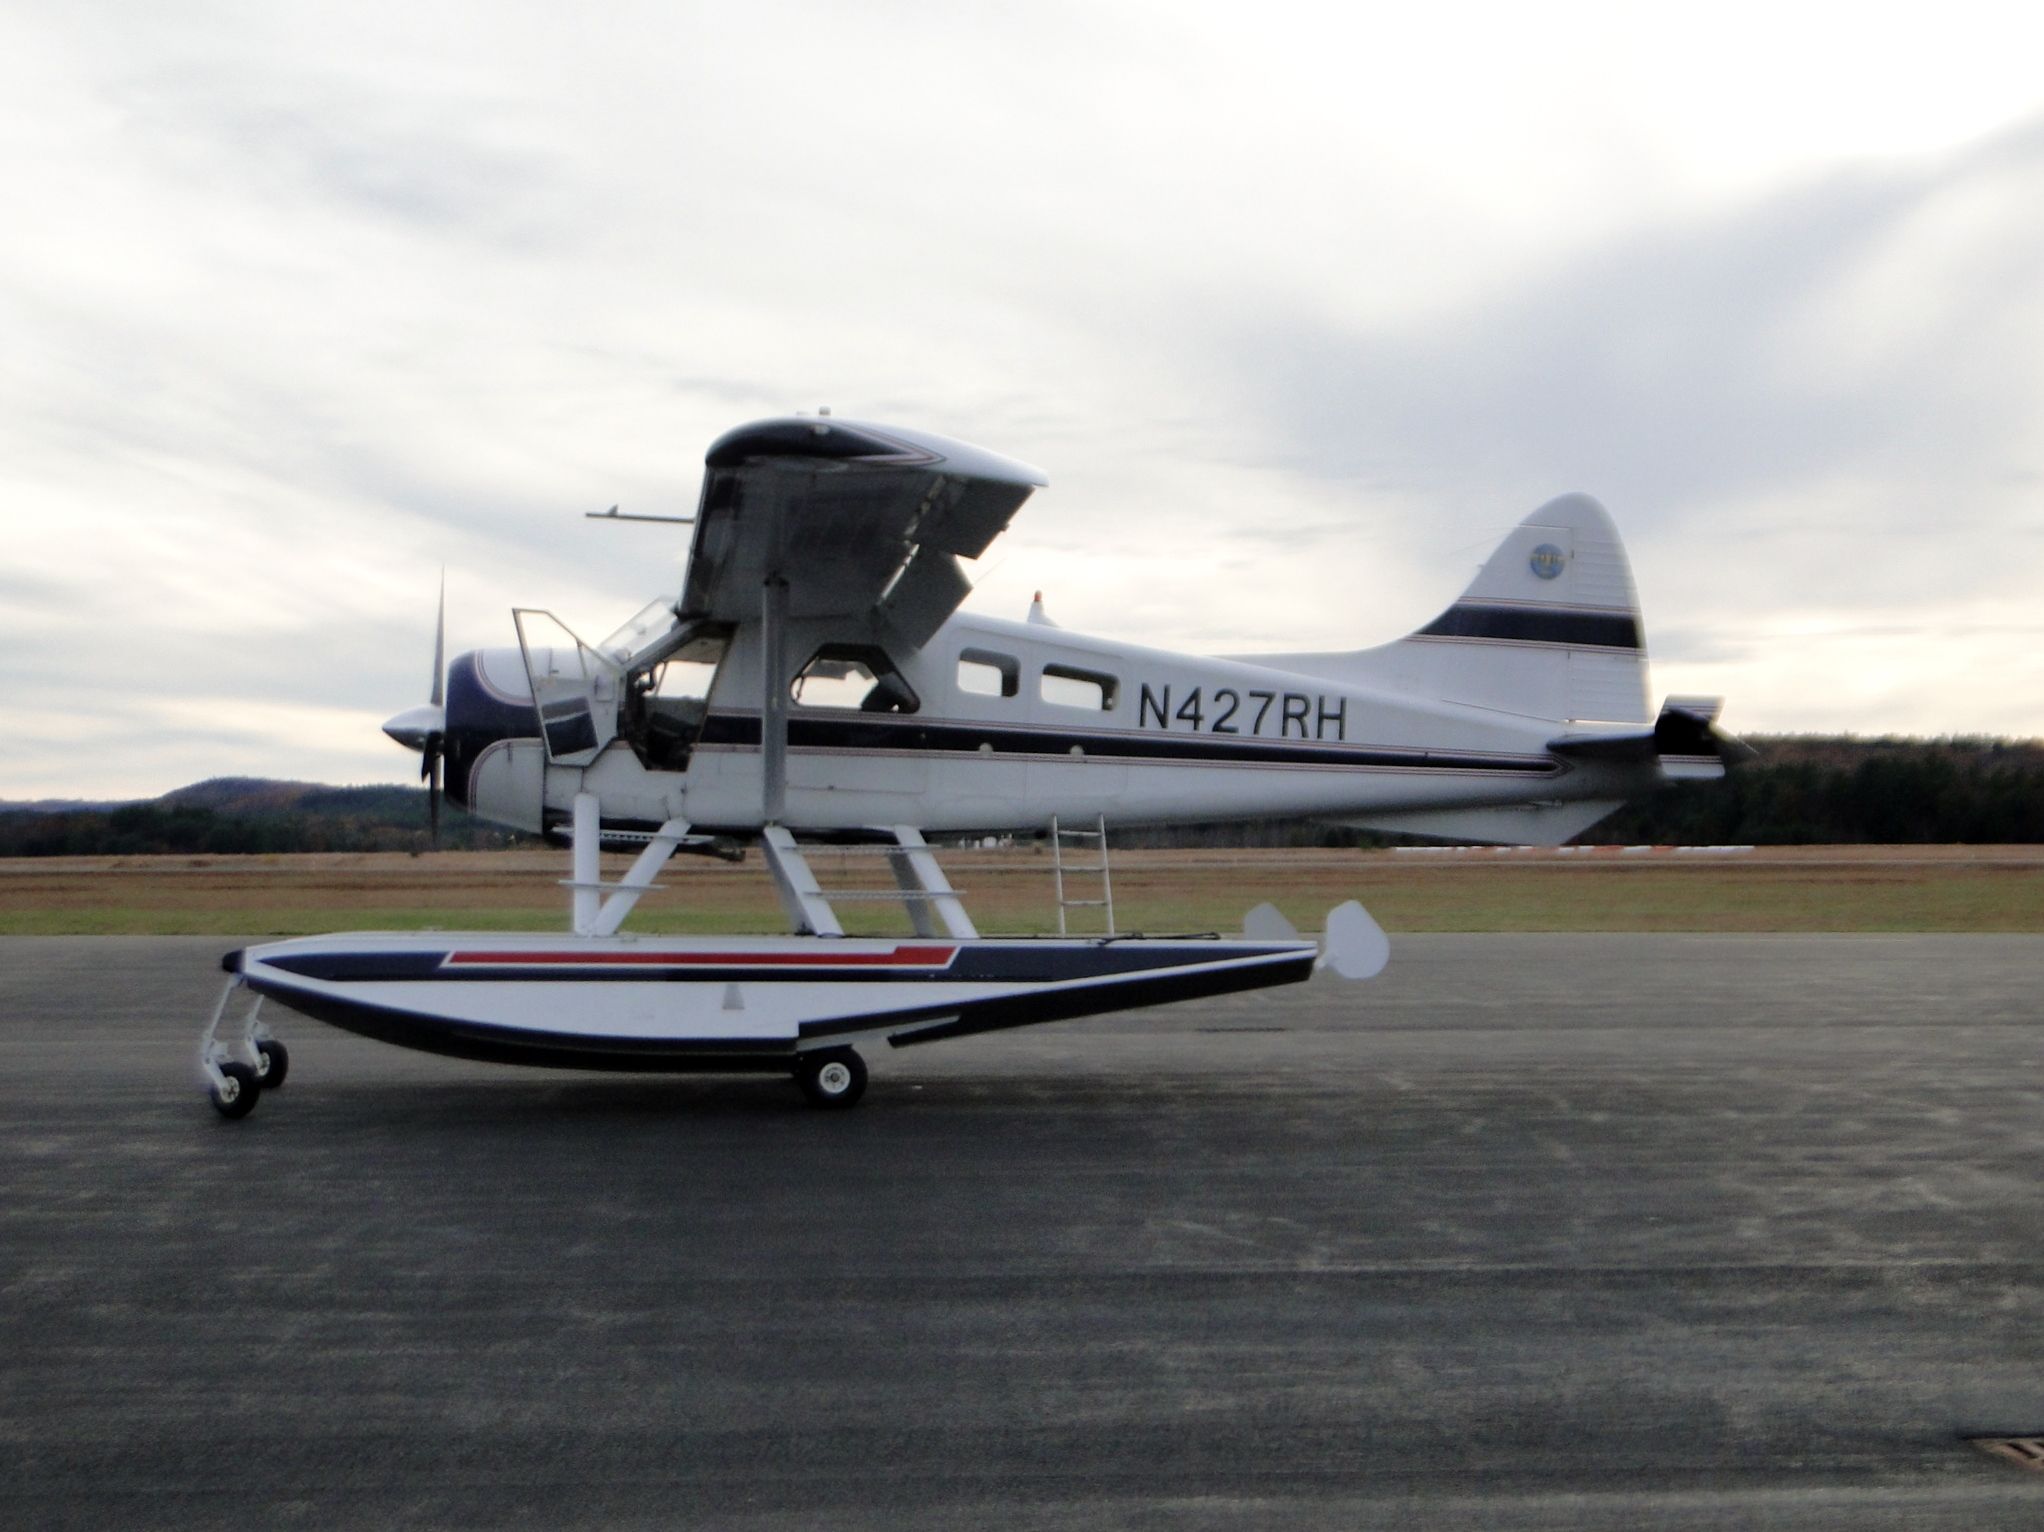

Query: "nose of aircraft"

xmin=382 ymin=702 xmax=446 ymax=752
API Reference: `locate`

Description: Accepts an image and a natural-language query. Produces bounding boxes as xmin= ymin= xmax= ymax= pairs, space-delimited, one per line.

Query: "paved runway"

xmin=3 ymin=934 xmax=2042 ymax=1528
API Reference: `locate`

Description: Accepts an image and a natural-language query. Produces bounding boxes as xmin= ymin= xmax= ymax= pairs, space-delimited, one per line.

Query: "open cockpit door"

xmin=515 ymin=603 xmax=734 ymax=772
xmin=619 ymin=617 xmax=732 ymax=772
xmin=513 ymin=609 xmax=623 ymax=766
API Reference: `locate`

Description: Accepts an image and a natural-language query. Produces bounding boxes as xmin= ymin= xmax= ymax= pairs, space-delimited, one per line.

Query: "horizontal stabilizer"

xmin=1548 ymin=697 xmax=1754 ymax=776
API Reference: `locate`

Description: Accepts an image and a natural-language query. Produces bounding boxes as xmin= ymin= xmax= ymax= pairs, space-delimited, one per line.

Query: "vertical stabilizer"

xmin=1411 ymin=493 xmax=1649 ymax=725
xmin=1236 ymin=493 xmax=1652 ymax=727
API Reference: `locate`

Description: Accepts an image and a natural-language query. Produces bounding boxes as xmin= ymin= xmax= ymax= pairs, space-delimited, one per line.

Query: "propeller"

xmin=421 ymin=729 xmax=442 ymax=846
xmin=425 ymin=576 xmax=444 ymax=845
xmin=382 ymin=576 xmax=448 ymax=847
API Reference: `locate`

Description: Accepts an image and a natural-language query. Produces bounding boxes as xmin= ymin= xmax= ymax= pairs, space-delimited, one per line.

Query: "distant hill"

xmin=0 ymin=778 xmax=534 ymax=856
xmin=159 ymin=777 xmax=334 ymax=813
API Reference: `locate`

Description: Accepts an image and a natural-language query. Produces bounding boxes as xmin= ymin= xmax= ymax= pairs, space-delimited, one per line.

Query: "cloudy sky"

xmin=5 ymin=1 xmax=2042 ymax=799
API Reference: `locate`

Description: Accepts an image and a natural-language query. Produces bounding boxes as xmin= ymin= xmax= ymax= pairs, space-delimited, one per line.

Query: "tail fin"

xmin=1418 ymin=493 xmax=1649 ymax=724
xmin=1239 ymin=493 xmax=1651 ymax=726
xmin=1403 ymin=492 xmax=1649 ymax=725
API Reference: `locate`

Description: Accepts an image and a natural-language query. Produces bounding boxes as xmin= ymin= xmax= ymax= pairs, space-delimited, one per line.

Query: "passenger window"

xmin=957 ymin=649 xmax=1019 ymax=698
xmin=792 ymin=644 xmax=919 ymax=714
xmin=1041 ymin=664 xmax=1119 ymax=711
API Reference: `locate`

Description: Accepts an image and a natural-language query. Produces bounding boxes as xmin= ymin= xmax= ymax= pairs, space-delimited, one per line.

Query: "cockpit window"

xmin=620 ymin=623 xmax=731 ymax=770
xmin=645 ymin=632 xmax=725 ymax=704
xmin=792 ymin=644 xmax=919 ymax=714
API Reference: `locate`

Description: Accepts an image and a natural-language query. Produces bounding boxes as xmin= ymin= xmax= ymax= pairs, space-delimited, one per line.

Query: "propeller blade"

xmin=425 ymin=579 xmax=446 ymax=846
xmin=429 ymin=572 xmax=446 ymax=709
xmin=389 ymin=577 xmax=448 ymax=846
xmin=427 ymin=744 xmax=442 ymax=847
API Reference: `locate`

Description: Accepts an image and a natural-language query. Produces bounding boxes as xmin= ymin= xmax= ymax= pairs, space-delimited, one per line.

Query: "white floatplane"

xmin=200 ymin=415 xmax=1743 ymax=1115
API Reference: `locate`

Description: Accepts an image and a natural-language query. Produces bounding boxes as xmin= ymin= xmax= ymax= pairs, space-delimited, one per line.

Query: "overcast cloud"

xmin=3 ymin=1 xmax=2042 ymax=798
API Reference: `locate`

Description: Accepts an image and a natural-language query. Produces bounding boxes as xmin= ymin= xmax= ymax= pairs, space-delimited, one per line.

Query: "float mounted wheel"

xmin=796 ymin=1047 xmax=867 ymax=1109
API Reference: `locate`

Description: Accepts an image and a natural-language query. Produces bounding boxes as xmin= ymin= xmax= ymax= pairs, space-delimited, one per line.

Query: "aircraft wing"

xmin=679 ymin=417 xmax=1047 ymax=648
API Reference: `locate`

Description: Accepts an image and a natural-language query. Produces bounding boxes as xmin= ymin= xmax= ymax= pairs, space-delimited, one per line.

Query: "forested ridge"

xmin=1583 ymin=736 xmax=2044 ymax=845
xmin=0 ymin=780 xmax=530 ymax=856
xmin=3 ymin=737 xmax=2041 ymax=855
xmin=1118 ymin=735 xmax=2044 ymax=849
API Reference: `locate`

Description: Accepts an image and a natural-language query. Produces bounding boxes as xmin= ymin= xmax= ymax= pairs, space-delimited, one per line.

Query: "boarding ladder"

xmin=1049 ymin=814 xmax=1116 ymax=936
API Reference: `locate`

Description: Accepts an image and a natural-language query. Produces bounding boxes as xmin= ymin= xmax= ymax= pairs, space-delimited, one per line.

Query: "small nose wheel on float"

xmin=794 ymin=1046 xmax=867 ymax=1109
xmin=198 ymin=976 xmax=287 ymax=1120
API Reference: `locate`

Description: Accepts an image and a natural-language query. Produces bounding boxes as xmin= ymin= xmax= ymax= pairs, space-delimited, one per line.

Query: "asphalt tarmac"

xmin=3 ymin=933 xmax=2042 ymax=1529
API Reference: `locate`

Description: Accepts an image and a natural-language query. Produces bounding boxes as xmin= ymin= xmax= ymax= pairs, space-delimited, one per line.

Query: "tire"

xmin=210 ymin=1061 xmax=261 ymax=1120
xmin=796 ymin=1047 xmax=867 ymax=1109
xmin=254 ymin=1038 xmax=289 ymax=1089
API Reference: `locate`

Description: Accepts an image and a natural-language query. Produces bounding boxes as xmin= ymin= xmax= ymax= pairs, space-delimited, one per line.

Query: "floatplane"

xmin=199 ymin=415 xmax=1744 ymax=1115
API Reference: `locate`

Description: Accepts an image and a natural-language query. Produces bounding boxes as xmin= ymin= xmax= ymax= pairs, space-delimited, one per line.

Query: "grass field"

xmin=2 ymin=845 xmax=2041 ymax=936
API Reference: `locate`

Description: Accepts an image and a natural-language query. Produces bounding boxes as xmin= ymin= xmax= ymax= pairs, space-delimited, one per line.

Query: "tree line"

xmin=0 ymin=783 xmax=531 ymax=857
xmin=1115 ymin=736 xmax=2044 ymax=849
xmin=1582 ymin=736 xmax=2044 ymax=846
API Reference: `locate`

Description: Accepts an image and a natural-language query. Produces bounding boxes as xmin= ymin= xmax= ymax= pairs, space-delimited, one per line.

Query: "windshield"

xmin=599 ymin=598 xmax=682 ymax=668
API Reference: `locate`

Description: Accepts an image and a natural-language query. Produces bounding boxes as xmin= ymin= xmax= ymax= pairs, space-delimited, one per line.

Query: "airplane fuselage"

xmin=444 ymin=608 xmax=1657 ymax=845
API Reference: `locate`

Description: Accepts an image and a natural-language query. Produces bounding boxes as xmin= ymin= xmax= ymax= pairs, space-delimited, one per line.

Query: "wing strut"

xmin=758 ymin=472 xmax=794 ymax=825
xmin=564 ymin=793 xmax=697 ymax=936
xmin=761 ymin=574 xmax=789 ymax=824
xmin=758 ymin=826 xmax=978 ymax=939
xmin=886 ymin=826 xmax=977 ymax=939
xmin=761 ymin=826 xmax=845 ymax=936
